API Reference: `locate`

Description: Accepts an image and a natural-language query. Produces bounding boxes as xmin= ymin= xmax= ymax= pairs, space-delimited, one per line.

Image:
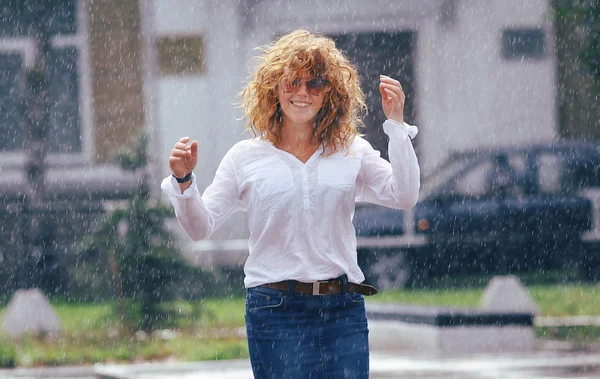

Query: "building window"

xmin=48 ymin=46 xmax=81 ymax=153
xmin=0 ymin=53 xmax=25 ymax=151
xmin=501 ymin=28 xmax=546 ymax=60
xmin=0 ymin=0 xmax=81 ymax=153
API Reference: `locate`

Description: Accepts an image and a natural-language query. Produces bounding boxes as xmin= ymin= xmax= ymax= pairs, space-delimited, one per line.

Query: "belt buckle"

xmin=312 ymin=281 xmax=327 ymax=296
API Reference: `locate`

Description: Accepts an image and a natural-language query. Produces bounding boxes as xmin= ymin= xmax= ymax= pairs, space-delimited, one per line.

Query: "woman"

xmin=161 ymin=29 xmax=420 ymax=379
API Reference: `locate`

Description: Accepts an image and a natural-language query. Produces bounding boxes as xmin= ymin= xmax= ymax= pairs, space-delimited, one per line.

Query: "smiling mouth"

xmin=290 ymin=101 xmax=311 ymax=107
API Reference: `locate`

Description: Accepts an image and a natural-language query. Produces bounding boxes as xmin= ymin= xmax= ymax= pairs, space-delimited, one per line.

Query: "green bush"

xmin=0 ymin=339 xmax=17 ymax=368
xmin=77 ymin=135 xmax=219 ymax=331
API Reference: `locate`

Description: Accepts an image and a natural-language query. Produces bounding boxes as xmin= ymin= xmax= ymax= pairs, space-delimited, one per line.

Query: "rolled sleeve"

xmin=160 ymin=145 xmax=243 ymax=241
xmin=161 ymin=173 xmax=200 ymax=199
xmin=383 ymin=119 xmax=418 ymax=140
xmin=356 ymin=120 xmax=420 ymax=209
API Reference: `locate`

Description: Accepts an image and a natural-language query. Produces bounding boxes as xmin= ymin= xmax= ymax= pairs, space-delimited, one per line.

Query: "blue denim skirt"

xmin=245 ymin=281 xmax=370 ymax=379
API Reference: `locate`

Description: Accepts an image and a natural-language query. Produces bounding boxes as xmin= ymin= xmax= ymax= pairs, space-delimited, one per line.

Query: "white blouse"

xmin=161 ymin=119 xmax=420 ymax=288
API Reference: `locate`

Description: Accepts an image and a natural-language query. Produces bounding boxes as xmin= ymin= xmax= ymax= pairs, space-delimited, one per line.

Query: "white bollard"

xmin=1 ymin=289 xmax=61 ymax=339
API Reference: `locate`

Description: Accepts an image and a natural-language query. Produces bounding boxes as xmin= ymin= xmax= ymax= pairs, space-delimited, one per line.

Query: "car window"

xmin=453 ymin=160 xmax=495 ymax=197
xmin=536 ymin=151 xmax=600 ymax=194
xmin=537 ymin=153 xmax=564 ymax=194
xmin=451 ymin=155 xmax=525 ymax=198
xmin=568 ymin=156 xmax=600 ymax=189
xmin=420 ymin=158 xmax=472 ymax=199
xmin=508 ymin=153 xmax=527 ymax=177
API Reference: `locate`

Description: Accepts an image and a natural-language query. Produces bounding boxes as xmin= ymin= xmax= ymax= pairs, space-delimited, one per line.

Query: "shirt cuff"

xmin=383 ymin=119 xmax=419 ymax=140
xmin=160 ymin=173 xmax=199 ymax=199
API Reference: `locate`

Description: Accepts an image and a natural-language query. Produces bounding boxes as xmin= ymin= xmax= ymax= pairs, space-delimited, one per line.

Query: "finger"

xmin=171 ymin=149 xmax=187 ymax=158
xmin=379 ymin=81 xmax=404 ymax=93
xmin=380 ymin=75 xmax=402 ymax=88
xmin=179 ymin=137 xmax=191 ymax=143
xmin=174 ymin=142 xmax=190 ymax=151
xmin=190 ymin=140 xmax=199 ymax=160
xmin=378 ymin=82 xmax=388 ymax=98
xmin=379 ymin=84 xmax=397 ymax=101
xmin=380 ymin=83 xmax=405 ymax=100
xmin=380 ymin=79 xmax=404 ymax=97
xmin=379 ymin=82 xmax=400 ymax=98
xmin=380 ymin=77 xmax=401 ymax=87
xmin=384 ymin=88 xmax=399 ymax=103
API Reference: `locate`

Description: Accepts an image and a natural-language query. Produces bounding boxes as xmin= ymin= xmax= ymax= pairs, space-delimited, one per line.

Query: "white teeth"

xmin=292 ymin=101 xmax=310 ymax=107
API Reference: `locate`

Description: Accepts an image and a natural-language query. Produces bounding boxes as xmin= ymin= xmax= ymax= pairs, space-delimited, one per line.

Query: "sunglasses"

xmin=281 ymin=77 xmax=330 ymax=96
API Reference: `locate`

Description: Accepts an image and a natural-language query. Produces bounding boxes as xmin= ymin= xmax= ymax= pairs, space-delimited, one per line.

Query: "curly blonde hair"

xmin=239 ymin=29 xmax=366 ymax=155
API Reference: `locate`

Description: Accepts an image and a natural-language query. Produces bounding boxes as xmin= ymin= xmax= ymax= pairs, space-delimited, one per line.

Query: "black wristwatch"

xmin=173 ymin=172 xmax=192 ymax=183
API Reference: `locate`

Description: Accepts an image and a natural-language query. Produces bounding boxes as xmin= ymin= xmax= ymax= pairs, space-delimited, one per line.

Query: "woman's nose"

xmin=295 ymin=81 xmax=309 ymax=96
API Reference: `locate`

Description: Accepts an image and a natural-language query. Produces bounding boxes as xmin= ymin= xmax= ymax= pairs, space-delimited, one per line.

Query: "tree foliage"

xmin=79 ymin=135 xmax=211 ymax=331
xmin=554 ymin=0 xmax=600 ymax=86
xmin=552 ymin=0 xmax=600 ymax=139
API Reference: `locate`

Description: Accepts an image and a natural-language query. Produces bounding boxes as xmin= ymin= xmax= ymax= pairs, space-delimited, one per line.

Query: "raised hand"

xmin=169 ymin=137 xmax=198 ymax=178
xmin=379 ymin=75 xmax=405 ymax=124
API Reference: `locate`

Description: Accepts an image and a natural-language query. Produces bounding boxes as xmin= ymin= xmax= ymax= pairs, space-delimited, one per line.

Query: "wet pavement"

xmin=91 ymin=350 xmax=600 ymax=379
xmin=3 ymin=347 xmax=599 ymax=379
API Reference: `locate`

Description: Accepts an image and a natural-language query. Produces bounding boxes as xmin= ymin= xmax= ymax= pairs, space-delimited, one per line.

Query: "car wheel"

xmin=368 ymin=251 xmax=412 ymax=290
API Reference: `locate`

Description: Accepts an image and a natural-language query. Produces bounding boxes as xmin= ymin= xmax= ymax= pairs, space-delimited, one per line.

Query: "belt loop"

xmin=288 ymin=280 xmax=296 ymax=295
xmin=340 ymin=274 xmax=348 ymax=294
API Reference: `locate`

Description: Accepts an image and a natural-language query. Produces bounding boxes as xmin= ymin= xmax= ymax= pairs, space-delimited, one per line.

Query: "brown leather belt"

xmin=264 ymin=279 xmax=378 ymax=296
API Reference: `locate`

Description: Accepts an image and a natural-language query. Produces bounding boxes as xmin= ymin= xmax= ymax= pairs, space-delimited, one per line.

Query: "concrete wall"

xmin=152 ymin=0 xmax=249 ymax=240
xmin=418 ymin=0 xmax=556 ymax=171
xmin=153 ymin=0 xmax=248 ymax=192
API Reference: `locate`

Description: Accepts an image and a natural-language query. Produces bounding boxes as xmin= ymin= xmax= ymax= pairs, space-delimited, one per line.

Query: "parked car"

xmin=354 ymin=140 xmax=600 ymax=289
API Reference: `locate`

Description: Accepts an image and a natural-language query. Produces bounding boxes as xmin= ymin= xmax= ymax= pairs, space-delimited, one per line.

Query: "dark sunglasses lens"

xmin=282 ymin=78 xmax=328 ymax=95
xmin=307 ymin=79 xmax=328 ymax=95
xmin=282 ymin=79 xmax=298 ymax=93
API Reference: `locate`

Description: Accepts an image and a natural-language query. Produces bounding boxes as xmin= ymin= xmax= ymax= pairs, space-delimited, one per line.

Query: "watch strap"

xmin=173 ymin=172 xmax=192 ymax=183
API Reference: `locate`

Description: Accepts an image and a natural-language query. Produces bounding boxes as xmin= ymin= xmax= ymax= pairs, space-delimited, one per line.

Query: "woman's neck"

xmin=275 ymin=121 xmax=319 ymax=161
xmin=279 ymin=120 xmax=315 ymax=149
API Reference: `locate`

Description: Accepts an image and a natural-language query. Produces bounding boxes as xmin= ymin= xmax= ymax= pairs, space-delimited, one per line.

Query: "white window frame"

xmin=0 ymin=0 xmax=93 ymax=168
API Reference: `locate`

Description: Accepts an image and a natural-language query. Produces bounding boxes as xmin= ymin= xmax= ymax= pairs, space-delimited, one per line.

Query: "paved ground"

xmin=2 ymin=347 xmax=600 ymax=379
xmin=93 ymin=349 xmax=600 ymax=379
xmin=2 ymin=320 xmax=599 ymax=379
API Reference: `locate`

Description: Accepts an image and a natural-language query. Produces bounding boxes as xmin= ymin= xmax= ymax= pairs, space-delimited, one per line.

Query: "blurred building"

xmin=150 ymin=0 xmax=556 ymax=177
xmin=0 ymin=0 xmax=152 ymax=293
xmin=0 ymin=0 xmax=149 ymax=199
xmin=0 ymin=0 xmax=557 ymax=262
xmin=149 ymin=0 xmax=557 ymax=253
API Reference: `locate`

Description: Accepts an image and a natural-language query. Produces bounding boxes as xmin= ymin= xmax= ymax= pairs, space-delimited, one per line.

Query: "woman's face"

xmin=278 ymin=73 xmax=328 ymax=128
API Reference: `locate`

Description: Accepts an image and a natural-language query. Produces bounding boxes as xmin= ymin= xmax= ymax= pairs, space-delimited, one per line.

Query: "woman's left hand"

xmin=379 ymin=75 xmax=405 ymax=124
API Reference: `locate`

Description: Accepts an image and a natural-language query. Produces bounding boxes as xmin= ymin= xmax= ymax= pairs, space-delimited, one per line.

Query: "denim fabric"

xmin=245 ymin=282 xmax=369 ymax=379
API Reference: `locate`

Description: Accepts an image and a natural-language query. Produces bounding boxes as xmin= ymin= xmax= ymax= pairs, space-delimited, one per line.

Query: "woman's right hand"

xmin=169 ymin=137 xmax=198 ymax=178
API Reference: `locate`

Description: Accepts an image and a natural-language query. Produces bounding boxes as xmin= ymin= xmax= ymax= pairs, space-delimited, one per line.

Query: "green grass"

xmin=536 ymin=326 xmax=600 ymax=343
xmin=376 ymin=282 xmax=600 ymax=345
xmin=375 ymin=283 xmax=600 ymax=316
xmin=0 ymin=298 xmax=247 ymax=368
xmin=372 ymin=288 xmax=483 ymax=309
xmin=199 ymin=297 xmax=246 ymax=328
xmin=528 ymin=284 xmax=600 ymax=316
xmin=53 ymin=302 xmax=116 ymax=330
xmin=3 ymin=332 xmax=249 ymax=367
xmin=1 ymin=281 xmax=600 ymax=367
